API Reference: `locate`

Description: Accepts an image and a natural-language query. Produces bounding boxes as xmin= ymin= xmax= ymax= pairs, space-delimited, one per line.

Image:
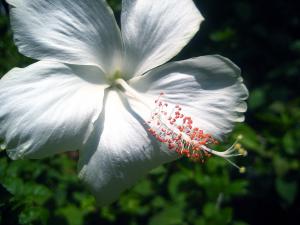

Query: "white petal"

xmin=129 ymin=55 xmax=249 ymax=140
xmin=121 ymin=0 xmax=204 ymax=78
xmin=78 ymin=90 xmax=177 ymax=206
xmin=7 ymin=0 xmax=122 ymax=74
xmin=0 ymin=61 xmax=108 ymax=159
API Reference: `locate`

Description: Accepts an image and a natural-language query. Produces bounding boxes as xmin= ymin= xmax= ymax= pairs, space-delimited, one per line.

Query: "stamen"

xmin=147 ymin=93 xmax=247 ymax=172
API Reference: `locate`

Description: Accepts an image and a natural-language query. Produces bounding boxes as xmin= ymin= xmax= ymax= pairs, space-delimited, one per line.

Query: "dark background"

xmin=0 ymin=0 xmax=300 ymax=225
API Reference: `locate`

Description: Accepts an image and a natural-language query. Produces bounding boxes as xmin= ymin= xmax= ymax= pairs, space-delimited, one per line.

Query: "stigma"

xmin=146 ymin=93 xmax=247 ymax=173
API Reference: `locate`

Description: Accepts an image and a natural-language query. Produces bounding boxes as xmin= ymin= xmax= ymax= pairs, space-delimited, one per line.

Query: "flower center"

xmin=147 ymin=93 xmax=247 ymax=173
xmin=107 ymin=71 xmax=123 ymax=86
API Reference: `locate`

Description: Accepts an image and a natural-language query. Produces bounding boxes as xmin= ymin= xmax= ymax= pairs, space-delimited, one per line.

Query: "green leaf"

xmin=133 ymin=179 xmax=153 ymax=196
xmin=210 ymin=27 xmax=236 ymax=42
xmin=1 ymin=176 xmax=24 ymax=195
xmin=148 ymin=205 xmax=184 ymax=225
xmin=100 ymin=207 xmax=116 ymax=222
xmin=203 ymin=203 xmax=233 ymax=224
xmin=273 ymin=156 xmax=290 ymax=177
xmin=282 ymin=132 xmax=296 ymax=155
xmin=149 ymin=165 xmax=167 ymax=175
xmin=168 ymin=173 xmax=189 ymax=202
xmin=290 ymin=40 xmax=300 ymax=53
xmin=203 ymin=203 xmax=216 ymax=218
xmin=19 ymin=207 xmax=49 ymax=225
xmin=248 ymin=89 xmax=266 ymax=109
xmin=275 ymin=178 xmax=298 ymax=205
xmin=56 ymin=205 xmax=84 ymax=225
xmin=225 ymin=180 xmax=248 ymax=196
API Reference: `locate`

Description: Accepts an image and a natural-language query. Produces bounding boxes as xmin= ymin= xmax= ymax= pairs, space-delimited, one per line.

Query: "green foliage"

xmin=0 ymin=0 xmax=299 ymax=225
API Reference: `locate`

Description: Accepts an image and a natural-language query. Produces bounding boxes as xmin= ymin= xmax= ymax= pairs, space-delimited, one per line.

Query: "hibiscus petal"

xmin=121 ymin=0 xmax=204 ymax=78
xmin=129 ymin=55 xmax=249 ymax=140
xmin=7 ymin=0 xmax=122 ymax=74
xmin=0 ymin=61 xmax=108 ymax=159
xmin=78 ymin=90 xmax=177 ymax=206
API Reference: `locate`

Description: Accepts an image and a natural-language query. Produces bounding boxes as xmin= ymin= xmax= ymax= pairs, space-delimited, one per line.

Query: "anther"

xmin=0 ymin=144 xmax=6 ymax=152
xmin=239 ymin=167 xmax=246 ymax=174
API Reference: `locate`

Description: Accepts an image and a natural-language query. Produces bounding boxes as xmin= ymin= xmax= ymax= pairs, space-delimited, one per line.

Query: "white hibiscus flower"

xmin=0 ymin=0 xmax=248 ymax=205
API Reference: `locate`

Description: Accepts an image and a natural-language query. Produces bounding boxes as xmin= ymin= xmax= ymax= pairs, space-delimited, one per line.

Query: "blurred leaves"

xmin=210 ymin=27 xmax=236 ymax=42
xmin=276 ymin=178 xmax=298 ymax=205
xmin=148 ymin=205 xmax=183 ymax=225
